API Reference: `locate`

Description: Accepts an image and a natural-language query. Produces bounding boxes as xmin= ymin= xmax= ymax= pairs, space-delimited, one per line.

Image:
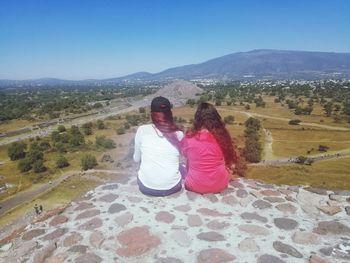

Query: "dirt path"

xmin=262 ymin=128 xmax=274 ymax=160
xmin=0 ymin=169 xmax=126 ymax=216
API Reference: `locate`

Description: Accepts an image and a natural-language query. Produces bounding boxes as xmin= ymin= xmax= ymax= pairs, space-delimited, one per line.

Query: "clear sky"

xmin=1 ymin=0 xmax=349 ymax=80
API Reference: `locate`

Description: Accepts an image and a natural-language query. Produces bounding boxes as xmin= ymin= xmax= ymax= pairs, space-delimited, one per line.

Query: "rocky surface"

xmin=0 ymin=176 xmax=349 ymax=263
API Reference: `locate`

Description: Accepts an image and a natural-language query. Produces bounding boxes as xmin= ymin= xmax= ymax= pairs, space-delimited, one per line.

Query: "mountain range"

xmin=1 ymin=49 xmax=350 ymax=86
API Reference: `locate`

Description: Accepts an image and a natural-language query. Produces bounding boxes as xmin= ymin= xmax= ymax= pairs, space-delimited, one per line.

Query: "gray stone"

xmin=75 ymin=253 xmax=102 ymax=263
xmin=238 ymin=224 xmax=270 ymax=236
xmin=305 ymin=187 xmax=328 ymax=195
xmin=257 ymin=254 xmax=286 ymax=263
xmin=108 ymin=203 xmax=127 ymax=214
xmin=186 ymin=191 xmax=199 ymax=201
xmin=99 ymin=193 xmax=118 ymax=202
xmin=207 ymin=220 xmax=230 ymax=230
xmin=236 ymin=189 xmax=248 ymax=198
xmin=221 ymin=195 xmax=238 ymax=206
xmin=115 ymin=212 xmax=133 ymax=226
xmin=276 ymin=203 xmax=297 ymax=213
xmin=334 ymin=190 xmax=350 ymax=196
xmin=297 ymin=190 xmax=324 ymax=215
xmin=274 ymin=218 xmax=298 ymax=230
xmin=102 ymin=183 xmax=119 ymax=190
xmin=319 ymin=247 xmax=333 ymax=256
xmin=230 ymin=180 xmax=244 ymax=188
xmin=188 ymin=214 xmax=203 ymax=227
xmin=197 ymin=248 xmax=236 ymax=263
xmin=333 ymin=241 xmax=350 ymax=259
xmin=345 ymin=206 xmax=350 ymax=215
xmin=155 ymin=257 xmax=183 ymax=263
xmin=240 ymin=212 xmax=268 ymax=223
xmin=203 ymin=194 xmax=219 ymax=202
xmin=155 ymin=211 xmax=175 ymax=223
xmin=197 ymin=231 xmax=226 ymax=241
xmin=171 ymin=230 xmax=192 ymax=247
xmin=68 ymin=245 xmax=88 ymax=253
xmin=197 ymin=208 xmax=232 ymax=217
xmin=273 ymin=241 xmax=303 ymax=258
xmin=74 ymin=202 xmax=94 ymax=211
xmin=238 ymin=237 xmax=259 ymax=252
xmin=313 ymin=221 xmax=350 ymax=235
xmin=174 ymin=204 xmax=191 ymax=212
xmin=263 ymin=197 xmax=285 ymax=203
xmin=12 ymin=240 xmax=37 ymax=257
xmin=252 ymin=200 xmax=272 ymax=209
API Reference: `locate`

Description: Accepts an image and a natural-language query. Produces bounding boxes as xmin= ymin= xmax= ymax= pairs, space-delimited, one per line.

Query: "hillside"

xmin=0 ymin=173 xmax=349 ymax=262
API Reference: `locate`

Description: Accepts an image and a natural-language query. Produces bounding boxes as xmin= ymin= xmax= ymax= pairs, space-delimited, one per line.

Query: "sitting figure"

xmin=182 ymin=102 xmax=236 ymax=194
xmin=133 ymin=96 xmax=183 ymax=196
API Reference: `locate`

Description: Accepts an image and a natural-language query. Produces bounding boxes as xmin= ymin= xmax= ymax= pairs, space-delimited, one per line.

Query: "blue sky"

xmin=1 ymin=0 xmax=349 ymax=80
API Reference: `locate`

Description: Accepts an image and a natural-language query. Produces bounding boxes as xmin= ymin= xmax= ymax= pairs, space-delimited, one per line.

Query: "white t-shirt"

xmin=133 ymin=124 xmax=183 ymax=190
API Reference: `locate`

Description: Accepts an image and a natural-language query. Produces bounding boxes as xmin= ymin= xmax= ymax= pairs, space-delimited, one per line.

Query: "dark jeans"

xmin=137 ymin=177 xmax=182 ymax=197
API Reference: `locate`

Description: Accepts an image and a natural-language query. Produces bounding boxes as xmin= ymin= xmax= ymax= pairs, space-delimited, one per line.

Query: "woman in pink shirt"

xmin=181 ymin=102 xmax=236 ymax=194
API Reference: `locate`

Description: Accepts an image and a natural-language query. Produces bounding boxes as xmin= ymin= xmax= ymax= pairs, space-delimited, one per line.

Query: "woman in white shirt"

xmin=133 ymin=96 xmax=184 ymax=196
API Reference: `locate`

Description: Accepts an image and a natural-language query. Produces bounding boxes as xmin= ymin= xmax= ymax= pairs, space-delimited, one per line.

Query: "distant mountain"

xmin=1 ymin=49 xmax=350 ymax=87
xmin=153 ymin=49 xmax=350 ymax=80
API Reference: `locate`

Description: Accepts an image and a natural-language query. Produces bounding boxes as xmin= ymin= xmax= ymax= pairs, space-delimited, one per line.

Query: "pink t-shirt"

xmin=181 ymin=130 xmax=230 ymax=194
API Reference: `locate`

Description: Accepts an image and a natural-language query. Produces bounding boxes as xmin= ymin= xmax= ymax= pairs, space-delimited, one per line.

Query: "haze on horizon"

xmin=1 ymin=0 xmax=350 ymax=80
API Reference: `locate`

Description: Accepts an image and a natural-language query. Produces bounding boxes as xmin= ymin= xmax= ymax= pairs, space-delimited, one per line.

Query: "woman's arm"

xmin=133 ymin=128 xmax=142 ymax=162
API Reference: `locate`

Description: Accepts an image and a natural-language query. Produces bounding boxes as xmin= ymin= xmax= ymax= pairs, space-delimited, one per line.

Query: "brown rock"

xmin=42 ymin=228 xmax=68 ymax=241
xmin=309 ymin=255 xmax=329 ymax=263
xmin=74 ymin=202 xmax=94 ymax=211
xmin=274 ymin=218 xmax=298 ymax=230
xmin=187 ymin=214 xmax=203 ymax=227
xmin=276 ymin=203 xmax=297 ymax=213
xmin=108 ymin=203 xmax=127 ymax=214
xmin=221 ymin=195 xmax=238 ymax=206
xmin=174 ymin=204 xmax=191 ymax=212
xmin=238 ymin=224 xmax=270 ymax=236
xmin=197 ymin=248 xmax=235 ymax=263
xmin=22 ymin=229 xmax=46 ymax=241
xmin=292 ymin=231 xmax=320 ymax=245
xmin=68 ymin=245 xmax=88 ymax=253
xmin=197 ymin=231 xmax=225 ymax=241
xmin=318 ymin=206 xmax=342 ymax=215
xmin=155 ymin=211 xmax=175 ymax=223
xmin=78 ymin=217 xmax=103 ymax=231
xmin=75 ymin=209 xmax=100 ymax=220
xmin=116 ymin=226 xmax=161 ymax=257
xmin=46 ymin=252 xmax=68 ymax=263
xmin=197 ymin=208 xmax=232 ymax=217
xmin=90 ymin=231 xmax=105 ymax=248
xmin=31 ymin=242 xmax=56 ymax=263
xmin=273 ymin=241 xmax=302 ymax=258
xmin=63 ymin=233 xmax=83 ymax=247
xmin=207 ymin=220 xmax=230 ymax=230
xmin=49 ymin=215 xmax=68 ymax=226
xmin=75 ymin=253 xmax=102 ymax=263
xmin=33 ymin=205 xmax=69 ymax=223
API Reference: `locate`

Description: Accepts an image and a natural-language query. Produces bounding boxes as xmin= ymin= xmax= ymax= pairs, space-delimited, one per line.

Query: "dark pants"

xmin=137 ymin=177 xmax=182 ymax=197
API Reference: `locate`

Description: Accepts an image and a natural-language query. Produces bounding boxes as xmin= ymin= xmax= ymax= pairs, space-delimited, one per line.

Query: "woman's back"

xmin=182 ymin=130 xmax=229 ymax=194
xmin=134 ymin=124 xmax=183 ymax=190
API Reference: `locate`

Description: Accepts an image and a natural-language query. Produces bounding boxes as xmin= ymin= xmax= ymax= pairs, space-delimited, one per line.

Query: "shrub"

xmin=32 ymin=160 xmax=47 ymax=173
xmin=57 ymin=125 xmax=66 ymax=133
xmin=95 ymin=136 xmax=116 ymax=149
xmin=116 ymin=127 xmax=125 ymax=135
xmin=224 ymin=115 xmax=235 ymax=125
xmin=81 ymin=154 xmax=97 ymax=170
xmin=288 ymin=119 xmax=301 ymax=125
xmin=318 ymin=145 xmax=329 ymax=152
xmin=96 ymin=120 xmax=105 ymax=129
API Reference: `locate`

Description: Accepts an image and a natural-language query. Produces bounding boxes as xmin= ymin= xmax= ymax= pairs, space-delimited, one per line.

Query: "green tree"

xmin=56 ymin=156 xmax=70 ymax=168
xmin=57 ymin=125 xmax=66 ymax=133
xmin=224 ymin=115 xmax=235 ymax=125
xmin=33 ymin=160 xmax=47 ymax=173
xmin=116 ymin=127 xmax=126 ymax=135
xmin=95 ymin=136 xmax=116 ymax=149
xmin=8 ymin=142 xmax=27 ymax=161
xmin=81 ymin=154 xmax=97 ymax=170
xmin=96 ymin=120 xmax=105 ymax=129
xmin=17 ymin=158 xmax=32 ymax=172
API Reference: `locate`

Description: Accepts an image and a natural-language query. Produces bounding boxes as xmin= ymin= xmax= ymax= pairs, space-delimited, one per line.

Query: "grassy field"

xmin=247 ymin=156 xmax=350 ymax=190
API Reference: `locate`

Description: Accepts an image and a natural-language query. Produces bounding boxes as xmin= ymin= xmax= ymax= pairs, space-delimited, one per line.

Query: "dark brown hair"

xmin=190 ymin=102 xmax=236 ymax=168
xmin=151 ymin=111 xmax=181 ymax=149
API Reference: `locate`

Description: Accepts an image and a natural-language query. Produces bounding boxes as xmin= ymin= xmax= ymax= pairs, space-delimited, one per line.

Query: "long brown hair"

xmin=151 ymin=111 xmax=181 ymax=149
xmin=190 ymin=102 xmax=236 ymax=168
